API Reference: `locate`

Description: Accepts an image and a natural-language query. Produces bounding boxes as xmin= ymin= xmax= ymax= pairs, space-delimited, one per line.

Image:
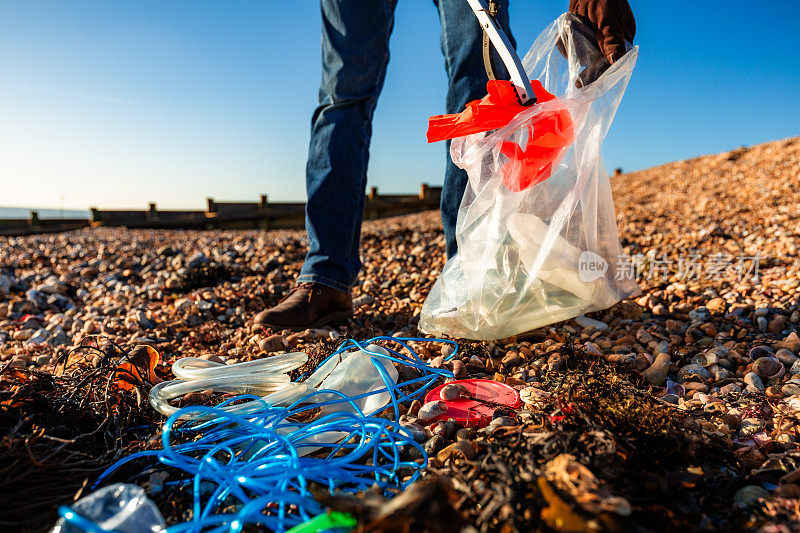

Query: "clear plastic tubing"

xmin=172 ymin=353 xmax=308 ymax=381
xmin=150 ymin=379 xmax=308 ymax=419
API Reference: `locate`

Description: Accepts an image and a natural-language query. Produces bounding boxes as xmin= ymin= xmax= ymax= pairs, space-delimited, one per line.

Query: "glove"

xmin=568 ymin=0 xmax=636 ymax=64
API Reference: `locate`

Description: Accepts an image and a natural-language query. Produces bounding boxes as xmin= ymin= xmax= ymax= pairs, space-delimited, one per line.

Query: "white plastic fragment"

xmin=574 ymin=315 xmax=609 ymax=331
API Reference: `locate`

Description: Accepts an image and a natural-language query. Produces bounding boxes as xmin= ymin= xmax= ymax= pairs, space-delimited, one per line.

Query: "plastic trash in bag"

xmin=52 ymin=483 xmax=165 ymax=533
xmin=420 ymin=13 xmax=640 ymax=340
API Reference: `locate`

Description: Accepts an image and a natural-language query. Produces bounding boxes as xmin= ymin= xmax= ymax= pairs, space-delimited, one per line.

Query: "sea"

xmin=0 ymin=206 xmax=91 ymax=219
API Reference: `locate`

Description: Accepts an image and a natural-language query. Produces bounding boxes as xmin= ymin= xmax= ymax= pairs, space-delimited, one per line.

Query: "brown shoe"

xmin=253 ymin=282 xmax=352 ymax=331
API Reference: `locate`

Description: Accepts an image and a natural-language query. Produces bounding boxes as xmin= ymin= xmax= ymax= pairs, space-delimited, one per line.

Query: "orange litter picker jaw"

xmin=427 ymin=80 xmax=574 ymax=192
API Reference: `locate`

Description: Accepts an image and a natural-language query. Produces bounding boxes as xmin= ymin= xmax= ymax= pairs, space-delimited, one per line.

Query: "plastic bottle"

xmin=51 ymin=483 xmax=165 ymax=533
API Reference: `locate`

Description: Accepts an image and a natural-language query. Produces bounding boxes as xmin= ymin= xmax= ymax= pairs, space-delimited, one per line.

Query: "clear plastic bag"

xmin=420 ymin=13 xmax=640 ymax=340
xmin=304 ymin=343 xmax=399 ymax=415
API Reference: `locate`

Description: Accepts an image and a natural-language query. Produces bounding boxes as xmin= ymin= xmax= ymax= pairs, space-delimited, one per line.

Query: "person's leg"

xmin=298 ymin=0 xmax=398 ymax=291
xmin=434 ymin=0 xmax=516 ymax=259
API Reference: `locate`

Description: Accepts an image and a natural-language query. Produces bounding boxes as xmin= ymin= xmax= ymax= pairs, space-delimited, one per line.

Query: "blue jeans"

xmin=298 ymin=0 xmax=515 ymax=292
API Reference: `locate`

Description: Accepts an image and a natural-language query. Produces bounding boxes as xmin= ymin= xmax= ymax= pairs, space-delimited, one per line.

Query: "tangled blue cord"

xmin=81 ymin=337 xmax=457 ymax=533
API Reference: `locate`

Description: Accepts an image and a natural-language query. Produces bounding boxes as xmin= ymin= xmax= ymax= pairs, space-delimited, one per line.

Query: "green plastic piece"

xmin=285 ymin=511 xmax=357 ymax=533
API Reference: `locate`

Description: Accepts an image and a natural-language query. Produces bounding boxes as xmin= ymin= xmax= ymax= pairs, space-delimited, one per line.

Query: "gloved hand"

xmin=568 ymin=0 xmax=636 ymax=64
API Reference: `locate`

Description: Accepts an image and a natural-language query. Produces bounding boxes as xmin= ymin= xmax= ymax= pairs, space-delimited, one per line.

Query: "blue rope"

xmin=86 ymin=336 xmax=456 ymax=533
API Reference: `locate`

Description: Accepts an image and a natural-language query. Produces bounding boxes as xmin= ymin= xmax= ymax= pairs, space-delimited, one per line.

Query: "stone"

xmin=635 ymin=328 xmax=653 ymax=344
xmin=634 ymin=354 xmax=652 ymax=371
xmin=441 ymin=344 xmax=456 ymax=359
xmin=520 ymin=387 xmax=551 ymax=407
xmin=352 ymin=294 xmax=375 ymax=307
xmin=400 ymin=422 xmax=427 ymax=443
xmin=48 ymin=328 xmax=69 ymax=347
xmin=501 ymin=351 xmax=523 ymax=368
xmin=165 ymin=277 xmax=182 ymax=290
xmin=487 ymin=416 xmax=517 ymax=432
xmin=423 ymin=435 xmax=444 ymax=455
xmin=720 ymin=383 xmax=742 ymax=395
xmin=652 ymin=303 xmax=668 ymax=316
xmin=768 ymin=315 xmax=787 ymax=333
xmin=418 ymin=400 xmax=447 ymax=421
xmin=0 ymin=274 xmax=15 ymax=295
xmin=706 ymin=297 xmax=727 ymax=314
xmin=47 ymin=294 xmax=73 ymax=311
xmin=691 ymin=351 xmax=718 ymax=368
xmin=752 ymin=357 xmax=783 ymax=379
xmin=782 ymin=383 xmax=800 ymax=397
xmin=131 ymin=310 xmax=153 ymax=329
xmin=440 ymin=383 xmax=470 ymax=401
xmin=452 ymin=360 xmax=467 ymax=379
xmin=677 ymin=364 xmax=712 ymax=383
xmin=34 ymin=354 xmax=53 ymax=366
xmin=778 ymin=332 xmax=800 ymax=353
xmin=733 ymin=486 xmax=769 ymax=506
xmin=437 ymin=441 xmax=477 ymax=462
xmin=643 ymin=352 xmax=670 ymax=386
xmin=776 ymin=348 xmax=797 ymax=366
xmin=688 ymin=307 xmax=711 ymax=323
xmin=743 ymin=372 xmax=765 ymax=391
xmin=546 ymin=352 xmax=563 ymax=371
xmin=684 ymin=382 xmax=708 ymax=393
xmin=24 ymin=328 xmax=51 ymax=346
xmin=606 ymin=353 xmax=635 ymax=366
xmin=654 ymin=341 xmax=672 ymax=357
xmin=583 ymin=342 xmax=602 ymax=356
xmin=258 ymin=335 xmax=287 ymax=353
xmin=174 ymin=298 xmax=196 ymax=314
xmin=25 ymin=289 xmax=49 ymax=309
xmin=456 ymin=428 xmax=474 ymax=441
xmin=186 ymin=252 xmax=209 ymax=269
xmin=714 ymin=367 xmax=733 ymax=381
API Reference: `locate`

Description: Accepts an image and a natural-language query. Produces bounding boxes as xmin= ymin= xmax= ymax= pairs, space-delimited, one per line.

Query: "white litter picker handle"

xmin=466 ymin=0 xmax=535 ymax=105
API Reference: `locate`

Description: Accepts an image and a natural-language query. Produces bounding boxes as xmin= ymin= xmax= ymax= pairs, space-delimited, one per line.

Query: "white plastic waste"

xmin=51 ymin=483 xmax=165 ymax=533
xmin=282 ymin=344 xmax=399 ymax=455
xmin=149 ymin=379 xmax=308 ymax=418
xmin=304 ymin=343 xmax=398 ymax=415
xmin=420 ymin=13 xmax=640 ymax=340
xmin=149 ymin=353 xmax=309 ymax=418
xmin=149 ymin=345 xmax=399 ymax=420
xmin=171 ymin=352 xmax=307 ymax=380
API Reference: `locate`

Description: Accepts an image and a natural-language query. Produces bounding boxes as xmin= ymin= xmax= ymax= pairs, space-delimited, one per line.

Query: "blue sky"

xmin=1 ymin=1 xmax=798 ymax=210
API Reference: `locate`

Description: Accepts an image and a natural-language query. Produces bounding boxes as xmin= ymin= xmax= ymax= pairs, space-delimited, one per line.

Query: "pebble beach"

xmin=1 ymin=136 xmax=799 ymax=531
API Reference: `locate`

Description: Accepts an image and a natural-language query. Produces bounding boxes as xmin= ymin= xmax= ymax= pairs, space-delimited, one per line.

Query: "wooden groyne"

xmin=0 ymin=184 xmax=442 ymax=236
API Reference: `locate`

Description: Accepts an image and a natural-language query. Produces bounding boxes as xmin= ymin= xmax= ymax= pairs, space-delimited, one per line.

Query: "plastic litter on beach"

xmin=52 ymin=483 xmax=166 ymax=533
xmin=423 ymin=379 xmax=522 ymax=427
xmin=61 ymin=337 xmax=458 ymax=533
